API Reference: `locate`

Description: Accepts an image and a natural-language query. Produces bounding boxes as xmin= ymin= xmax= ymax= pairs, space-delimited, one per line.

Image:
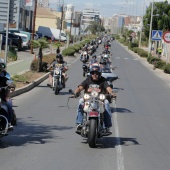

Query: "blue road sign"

xmin=152 ymin=30 xmax=163 ymax=41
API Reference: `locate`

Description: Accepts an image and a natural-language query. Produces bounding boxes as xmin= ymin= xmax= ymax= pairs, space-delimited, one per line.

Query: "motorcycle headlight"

xmin=84 ymin=93 xmax=90 ymax=100
xmin=55 ymin=70 xmax=59 ymax=74
xmin=99 ymin=94 xmax=105 ymax=100
xmin=91 ymin=91 xmax=98 ymax=98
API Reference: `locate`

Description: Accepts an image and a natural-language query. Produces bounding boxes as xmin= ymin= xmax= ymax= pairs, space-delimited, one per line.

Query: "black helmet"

xmin=92 ymin=55 xmax=96 ymax=59
xmin=90 ymin=65 xmax=101 ymax=76
xmin=56 ymin=54 xmax=63 ymax=60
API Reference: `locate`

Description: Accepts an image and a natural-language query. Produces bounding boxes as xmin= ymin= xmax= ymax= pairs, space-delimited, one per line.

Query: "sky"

xmin=48 ymin=0 xmax=170 ymax=18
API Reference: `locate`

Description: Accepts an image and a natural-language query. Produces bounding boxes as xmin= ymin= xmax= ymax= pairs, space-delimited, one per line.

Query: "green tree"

xmin=86 ymin=21 xmax=105 ymax=35
xmin=31 ymin=38 xmax=49 ymax=72
xmin=143 ymin=0 xmax=170 ymax=38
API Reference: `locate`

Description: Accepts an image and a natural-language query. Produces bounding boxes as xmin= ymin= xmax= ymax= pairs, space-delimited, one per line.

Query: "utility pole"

xmin=59 ymin=0 xmax=64 ymax=42
xmin=148 ymin=0 xmax=154 ymax=57
xmin=30 ymin=0 xmax=37 ymax=54
xmin=69 ymin=12 xmax=73 ymax=43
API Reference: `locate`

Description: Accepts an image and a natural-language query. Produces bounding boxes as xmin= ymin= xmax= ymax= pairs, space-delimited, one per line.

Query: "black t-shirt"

xmin=51 ymin=60 xmax=67 ymax=68
xmin=79 ymin=76 xmax=109 ymax=93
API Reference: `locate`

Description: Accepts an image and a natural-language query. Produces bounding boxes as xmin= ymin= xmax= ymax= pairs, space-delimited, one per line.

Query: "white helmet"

xmin=104 ymin=54 xmax=109 ymax=58
xmin=83 ymin=51 xmax=87 ymax=55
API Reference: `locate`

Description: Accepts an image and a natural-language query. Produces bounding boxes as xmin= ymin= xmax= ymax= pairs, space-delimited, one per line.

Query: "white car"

xmin=14 ymin=33 xmax=30 ymax=49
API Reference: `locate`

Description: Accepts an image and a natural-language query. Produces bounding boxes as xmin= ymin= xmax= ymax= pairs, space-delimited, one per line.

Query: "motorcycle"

xmin=82 ymin=64 xmax=89 ymax=77
xmin=69 ymin=84 xmax=114 ymax=148
xmin=52 ymin=64 xmax=64 ymax=95
xmin=0 ymin=80 xmax=17 ymax=137
xmin=80 ymin=52 xmax=89 ymax=63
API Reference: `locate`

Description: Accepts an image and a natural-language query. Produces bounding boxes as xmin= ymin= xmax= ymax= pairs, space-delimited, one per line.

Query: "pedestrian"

xmin=157 ymin=46 xmax=162 ymax=58
xmin=56 ymin=46 xmax=60 ymax=54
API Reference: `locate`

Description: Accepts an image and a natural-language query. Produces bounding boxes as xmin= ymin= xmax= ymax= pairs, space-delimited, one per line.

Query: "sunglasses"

xmin=91 ymin=71 xmax=99 ymax=75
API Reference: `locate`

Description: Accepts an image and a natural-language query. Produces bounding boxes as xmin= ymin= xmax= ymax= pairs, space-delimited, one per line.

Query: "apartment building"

xmin=81 ymin=9 xmax=100 ymax=29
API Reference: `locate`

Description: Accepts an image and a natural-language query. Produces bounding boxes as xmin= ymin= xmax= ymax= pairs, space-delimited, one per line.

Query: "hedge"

xmin=62 ymin=48 xmax=75 ymax=56
xmin=164 ymin=64 xmax=170 ymax=74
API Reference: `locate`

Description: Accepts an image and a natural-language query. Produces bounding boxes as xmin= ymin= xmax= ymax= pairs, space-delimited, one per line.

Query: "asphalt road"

xmin=1 ymin=41 xmax=170 ymax=170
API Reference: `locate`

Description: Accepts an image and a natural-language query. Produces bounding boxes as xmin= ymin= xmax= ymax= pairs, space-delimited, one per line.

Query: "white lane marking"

xmin=133 ymin=59 xmax=138 ymax=60
xmin=115 ymin=57 xmax=121 ymax=59
xmin=7 ymin=60 xmax=24 ymax=66
xmin=112 ymin=100 xmax=125 ymax=170
xmin=124 ymin=58 xmax=129 ymax=60
xmin=70 ymin=57 xmax=80 ymax=64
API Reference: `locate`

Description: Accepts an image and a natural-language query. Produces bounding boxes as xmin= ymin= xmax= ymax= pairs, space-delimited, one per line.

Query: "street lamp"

xmin=59 ymin=0 xmax=64 ymax=42
xmin=148 ymin=0 xmax=154 ymax=56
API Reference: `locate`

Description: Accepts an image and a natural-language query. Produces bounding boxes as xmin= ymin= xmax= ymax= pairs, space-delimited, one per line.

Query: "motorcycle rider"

xmin=81 ymin=51 xmax=87 ymax=62
xmin=72 ymin=65 xmax=116 ymax=134
xmin=89 ymin=55 xmax=98 ymax=67
xmin=0 ymin=61 xmax=15 ymax=129
xmin=47 ymin=54 xmax=68 ymax=88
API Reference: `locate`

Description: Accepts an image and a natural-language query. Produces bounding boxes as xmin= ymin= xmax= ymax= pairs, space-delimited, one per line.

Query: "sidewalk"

xmin=140 ymin=46 xmax=168 ymax=63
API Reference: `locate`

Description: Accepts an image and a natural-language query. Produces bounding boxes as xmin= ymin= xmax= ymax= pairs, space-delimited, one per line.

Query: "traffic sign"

xmin=163 ymin=31 xmax=170 ymax=43
xmin=152 ymin=30 xmax=163 ymax=41
xmin=131 ymin=32 xmax=136 ymax=37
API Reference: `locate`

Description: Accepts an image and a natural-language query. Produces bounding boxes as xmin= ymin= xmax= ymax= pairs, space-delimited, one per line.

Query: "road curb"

xmin=10 ymin=73 xmax=49 ymax=98
xmin=10 ymin=53 xmax=80 ymax=98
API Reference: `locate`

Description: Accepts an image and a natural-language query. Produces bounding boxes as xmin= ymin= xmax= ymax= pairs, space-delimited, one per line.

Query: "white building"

xmin=81 ymin=9 xmax=100 ymax=30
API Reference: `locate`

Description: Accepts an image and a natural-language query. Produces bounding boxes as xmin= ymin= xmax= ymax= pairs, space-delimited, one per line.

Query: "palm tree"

xmin=31 ymin=38 xmax=49 ymax=72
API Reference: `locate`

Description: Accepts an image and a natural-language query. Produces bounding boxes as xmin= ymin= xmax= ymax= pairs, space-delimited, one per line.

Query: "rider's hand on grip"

xmin=111 ymin=93 xmax=117 ymax=99
xmin=70 ymin=93 xmax=80 ymax=98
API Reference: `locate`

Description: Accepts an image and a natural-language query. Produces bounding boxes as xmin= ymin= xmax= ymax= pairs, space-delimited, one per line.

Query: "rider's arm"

xmin=106 ymin=86 xmax=116 ymax=97
xmin=74 ymin=85 xmax=84 ymax=94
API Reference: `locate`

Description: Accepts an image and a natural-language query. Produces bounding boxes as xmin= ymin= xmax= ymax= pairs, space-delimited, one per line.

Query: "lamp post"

xmin=148 ymin=0 xmax=154 ymax=57
xmin=30 ymin=0 xmax=37 ymax=54
xmin=59 ymin=0 xmax=64 ymax=42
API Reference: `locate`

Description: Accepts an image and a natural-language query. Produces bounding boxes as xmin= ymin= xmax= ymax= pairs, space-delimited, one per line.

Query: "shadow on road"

xmin=0 ymin=118 xmax=74 ymax=148
xmin=111 ymin=107 xmax=132 ymax=113
xmin=82 ymin=137 xmax=139 ymax=149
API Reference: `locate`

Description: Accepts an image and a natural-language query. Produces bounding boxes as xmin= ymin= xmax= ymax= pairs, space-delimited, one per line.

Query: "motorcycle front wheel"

xmin=54 ymin=79 xmax=59 ymax=95
xmin=87 ymin=119 xmax=97 ymax=148
xmin=83 ymin=71 xmax=86 ymax=77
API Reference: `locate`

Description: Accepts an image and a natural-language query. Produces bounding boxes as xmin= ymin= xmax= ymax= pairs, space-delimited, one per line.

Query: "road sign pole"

xmin=5 ymin=0 xmax=10 ymax=69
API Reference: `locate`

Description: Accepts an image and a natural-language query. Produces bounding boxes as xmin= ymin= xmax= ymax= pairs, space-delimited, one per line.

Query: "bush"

xmin=62 ymin=48 xmax=75 ymax=56
xmin=8 ymin=46 xmax=18 ymax=61
xmin=73 ymin=45 xmax=81 ymax=52
xmin=154 ymin=60 xmax=166 ymax=69
xmin=164 ymin=64 xmax=170 ymax=74
xmin=132 ymin=47 xmax=139 ymax=53
xmin=147 ymin=56 xmax=154 ymax=63
xmin=137 ymin=49 xmax=148 ymax=58
xmin=115 ymin=35 xmax=120 ymax=39
xmin=128 ymin=42 xmax=138 ymax=49
xmin=150 ymin=57 xmax=161 ymax=64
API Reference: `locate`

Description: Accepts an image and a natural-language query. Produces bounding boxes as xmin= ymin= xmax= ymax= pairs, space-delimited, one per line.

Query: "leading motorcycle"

xmin=69 ymin=84 xmax=114 ymax=148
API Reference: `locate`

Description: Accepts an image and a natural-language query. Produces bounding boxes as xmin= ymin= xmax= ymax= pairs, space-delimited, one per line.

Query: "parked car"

xmin=31 ymin=33 xmax=39 ymax=40
xmin=38 ymin=26 xmax=67 ymax=42
xmin=14 ymin=33 xmax=30 ymax=49
xmin=36 ymin=32 xmax=43 ymax=39
xmin=0 ymin=32 xmax=22 ymax=50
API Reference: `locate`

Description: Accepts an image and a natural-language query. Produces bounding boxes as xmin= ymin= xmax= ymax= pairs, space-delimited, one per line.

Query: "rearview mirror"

xmin=68 ymin=89 xmax=73 ymax=93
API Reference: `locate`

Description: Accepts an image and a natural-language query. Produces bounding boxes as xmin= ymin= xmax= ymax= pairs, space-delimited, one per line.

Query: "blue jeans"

xmin=76 ymin=98 xmax=112 ymax=128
